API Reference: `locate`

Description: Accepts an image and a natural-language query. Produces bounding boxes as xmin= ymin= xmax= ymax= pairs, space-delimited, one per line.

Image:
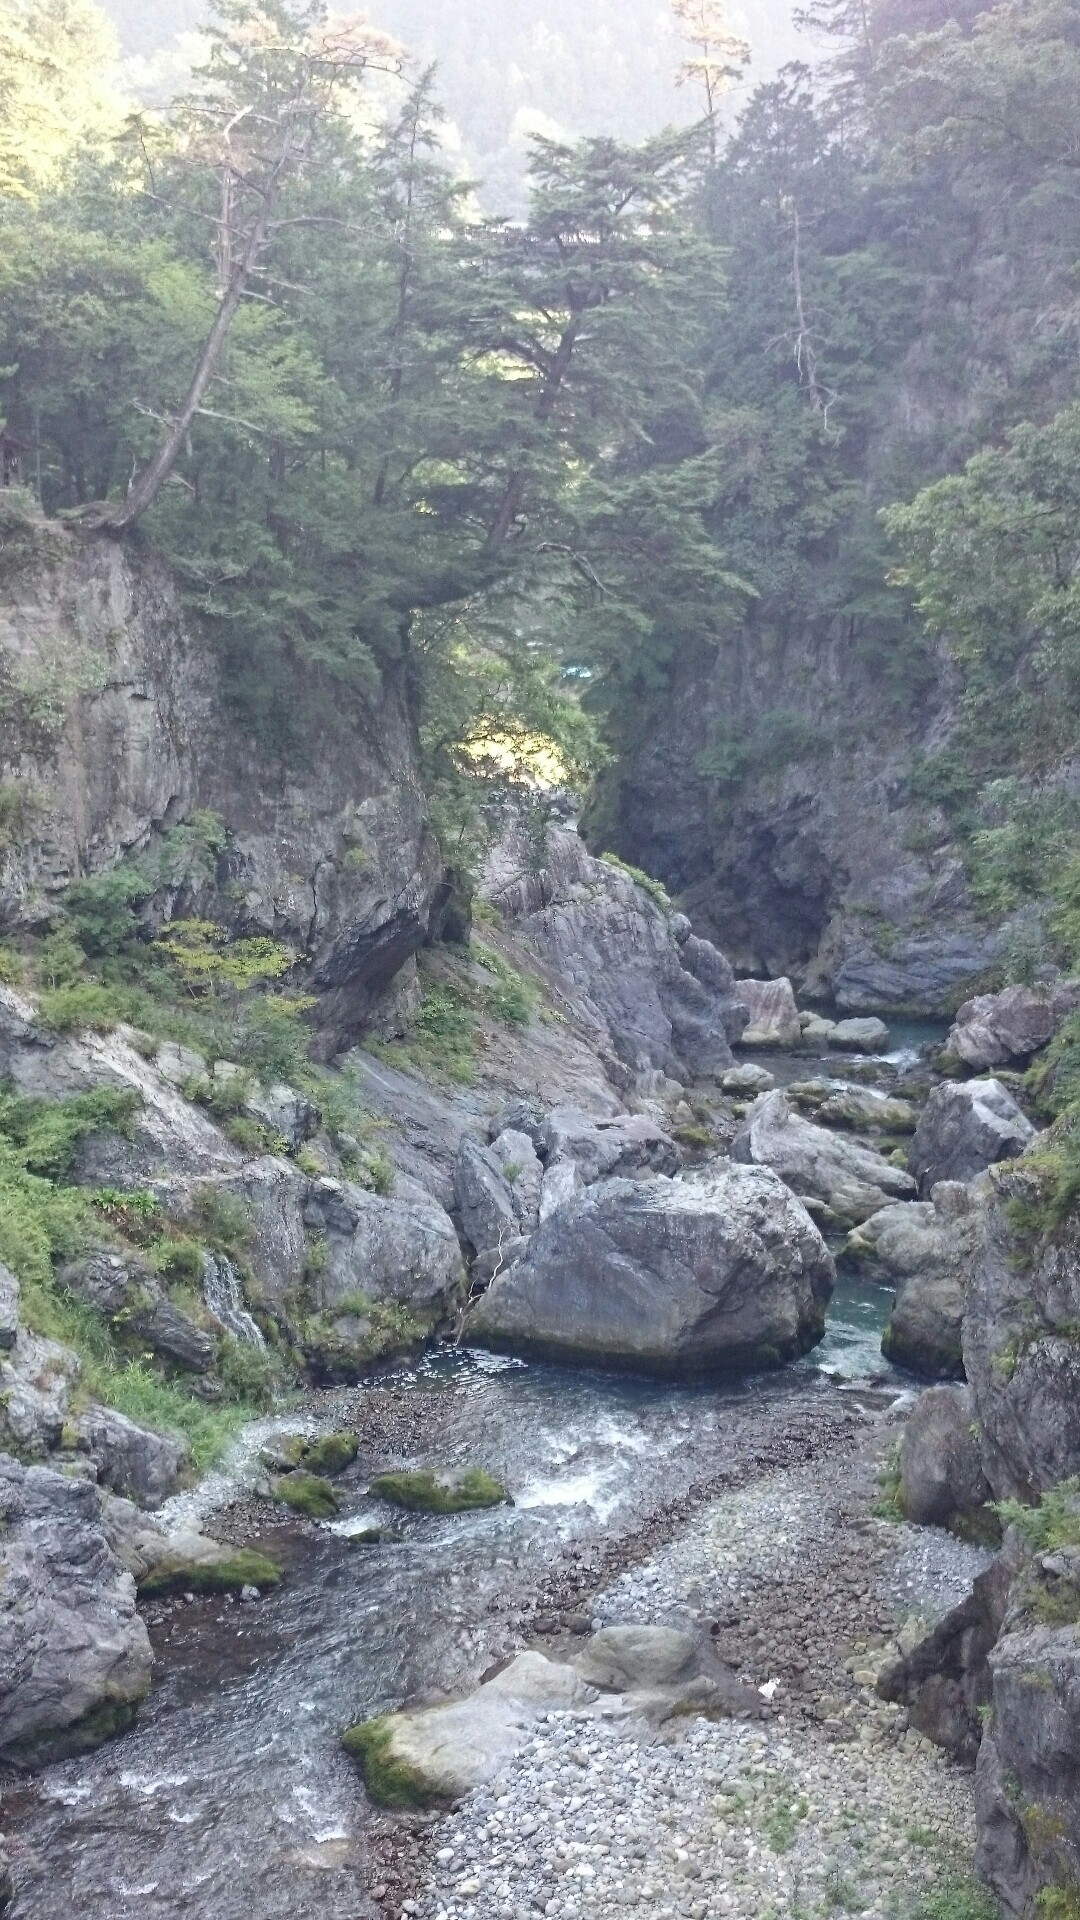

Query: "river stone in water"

xmin=828 ymin=1016 xmax=890 ymax=1053
xmin=0 ymin=1455 xmax=152 ymax=1766
xmin=732 ymin=1088 xmax=916 ymax=1223
xmin=847 ymin=1180 xmax=979 ymax=1378
xmin=468 ymin=1161 xmax=833 ymax=1374
xmin=910 ymin=1078 xmax=1035 ymax=1196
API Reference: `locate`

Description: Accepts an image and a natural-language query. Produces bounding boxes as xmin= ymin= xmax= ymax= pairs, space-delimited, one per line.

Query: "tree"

xmin=0 ymin=0 xmax=126 ymax=202
xmin=90 ymin=0 xmax=398 ymax=534
xmin=671 ymin=0 xmax=749 ymax=171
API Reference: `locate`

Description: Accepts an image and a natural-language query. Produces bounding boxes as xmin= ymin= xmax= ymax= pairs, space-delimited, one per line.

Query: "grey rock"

xmin=846 ymin=1182 xmax=979 ymax=1378
xmin=948 ymin=980 xmax=1080 ymax=1070
xmin=488 ymin=1128 xmax=544 ymax=1233
xmin=155 ymin=1041 xmax=207 ymax=1087
xmin=898 ymin=1384 xmax=992 ymax=1528
xmin=732 ymin=1089 xmax=916 ymax=1223
xmin=100 ymin=1494 xmax=274 ymax=1595
xmin=878 ymin=1553 xmax=1012 ymax=1764
xmin=61 ymin=1248 xmax=215 ymax=1372
xmin=800 ymin=1011 xmax=838 ymax=1043
xmin=721 ymin=1064 xmax=775 ymax=1095
xmin=964 ymin=1170 xmax=1080 ymax=1500
xmin=977 ymin=1623 xmax=1080 ymax=1915
xmin=975 ymin=1729 xmax=1039 ymax=1918
xmin=735 ymin=977 xmax=802 ymax=1048
xmin=0 ymin=1453 xmax=152 ymax=1766
xmin=489 ymin=1099 xmax=547 ymax=1147
xmin=910 ymin=1078 xmax=1035 ymax=1195
xmin=244 ymin=1081 xmax=320 ymax=1151
xmin=74 ymin=1405 xmax=189 ymax=1509
xmin=832 ymin=928 xmax=1007 ymax=1016
xmin=472 ymin=1237 xmax=529 ymax=1285
xmin=571 ymin=1626 xmax=696 ymax=1691
xmin=538 ymin=1156 xmax=585 ymax=1222
xmin=0 ymin=1263 xmax=18 ymax=1352
xmin=537 ymin=1106 xmax=679 ymax=1185
xmin=815 ymin=1086 xmax=916 ymax=1132
xmin=469 ymin=1161 xmax=833 ymax=1375
xmin=455 ymin=1135 xmax=519 ymax=1257
xmin=483 ymin=822 xmax=744 ymax=1080
xmin=0 ymin=1328 xmax=77 ymax=1456
xmin=827 ymin=1016 xmax=890 ymax=1054
xmin=302 ymin=1172 xmax=463 ymax=1313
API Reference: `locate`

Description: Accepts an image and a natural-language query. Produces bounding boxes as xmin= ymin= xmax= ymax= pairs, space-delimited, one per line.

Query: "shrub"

xmin=233 ymin=993 xmax=316 ymax=1081
xmin=189 ymin=1184 xmax=251 ymax=1255
xmin=0 ymin=1086 xmax=141 ymax=1179
xmin=36 ymin=982 xmax=131 ymax=1034
xmin=217 ymin=1333 xmax=285 ymax=1409
xmin=997 ymin=1479 xmax=1080 ymax=1553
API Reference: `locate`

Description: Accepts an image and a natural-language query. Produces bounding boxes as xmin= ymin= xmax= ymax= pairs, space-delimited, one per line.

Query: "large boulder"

xmin=454 ymin=1135 xmax=519 ymax=1257
xmin=732 ymin=1089 xmax=916 ymax=1224
xmin=977 ymin=1621 xmax=1080 ymax=1916
xmin=482 ymin=821 xmax=746 ymax=1080
xmin=846 ymin=1180 xmax=979 ymax=1378
xmin=73 ymin=1406 xmax=189 ymax=1509
xmin=877 ymin=1553 xmax=1012 ymax=1764
xmin=302 ymin=1172 xmax=463 ymax=1315
xmin=100 ymin=1493 xmax=282 ymax=1596
xmin=897 ymin=1384 xmax=992 ymax=1530
xmin=947 ymin=980 xmax=1080 ymax=1071
xmin=0 ymin=1325 xmax=77 ymax=1457
xmin=488 ymin=1128 xmax=543 ymax=1233
xmin=964 ymin=1167 xmax=1080 ymax=1501
xmin=828 ymin=1016 xmax=890 ymax=1054
xmin=735 ymin=977 xmax=802 ymax=1048
xmin=468 ymin=1161 xmax=834 ymax=1376
xmin=538 ymin=1106 xmax=679 ymax=1185
xmin=60 ymin=1248 xmax=215 ymax=1373
xmin=0 ymin=1454 xmax=152 ymax=1766
xmin=910 ymin=1078 xmax=1035 ymax=1195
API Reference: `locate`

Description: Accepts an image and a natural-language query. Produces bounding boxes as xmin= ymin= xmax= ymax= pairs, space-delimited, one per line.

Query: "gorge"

xmin=2 ymin=2 xmax=1080 ymax=1919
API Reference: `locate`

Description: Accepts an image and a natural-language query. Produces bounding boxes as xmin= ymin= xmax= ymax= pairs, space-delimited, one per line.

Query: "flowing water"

xmin=4 ymin=1282 xmax=901 ymax=1920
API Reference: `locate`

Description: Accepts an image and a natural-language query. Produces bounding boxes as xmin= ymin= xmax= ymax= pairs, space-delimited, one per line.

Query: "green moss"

xmin=272 ymin=1470 xmax=340 ymax=1519
xmin=1038 ymin=1888 xmax=1080 ymax=1920
xmin=674 ymin=1124 xmax=714 ymax=1150
xmin=301 ymin=1431 xmax=358 ymax=1476
xmin=369 ymin=1467 xmax=509 ymax=1513
xmin=139 ymin=1547 xmax=283 ymax=1597
xmin=341 ymin=1715 xmax=447 ymax=1809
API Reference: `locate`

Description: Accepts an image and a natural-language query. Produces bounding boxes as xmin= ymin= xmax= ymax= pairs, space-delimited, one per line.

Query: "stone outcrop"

xmin=947 ymin=981 xmax=1080 ymax=1070
xmin=964 ymin=1167 xmax=1080 ymax=1502
xmin=897 ymin=1384 xmax=992 ymax=1530
xmin=469 ymin=1161 xmax=833 ymax=1375
xmin=877 ymin=1555 xmax=1011 ymax=1765
xmin=731 ymin=1089 xmax=916 ymax=1224
xmin=846 ymin=1180 xmax=979 ymax=1378
xmin=301 ymin=1172 xmax=463 ymax=1316
xmin=537 ymin=1107 xmax=679 ymax=1186
xmin=0 ymin=1453 xmax=152 ymax=1766
xmin=73 ymin=1405 xmax=189 ymax=1509
xmin=482 ymin=820 xmax=747 ymax=1081
xmin=60 ymin=1247 xmax=216 ymax=1373
xmin=977 ymin=1618 xmax=1080 ymax=1915
xmin=0 ymin=1319 xmax=78 ymax=1457
xmin=909 ymin=1079 xmax=1035 ymax=1196
xmin=735 ymin=977 xmax=802 ymax=1048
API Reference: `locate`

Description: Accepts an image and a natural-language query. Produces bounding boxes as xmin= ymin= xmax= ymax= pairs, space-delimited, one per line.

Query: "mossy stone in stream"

xmin=271 ymin=1471 xmax=340 ymax=1519
xmin=369 ymin=1467 xmax=509 ymax=1513
xmin=139 ymin=1548 xmax=283 ymax=1597
xmin=301 ymin=1431 xmax=359 ymax=1476
xmin=341 ymin=1716 xmax=448 ymax=1809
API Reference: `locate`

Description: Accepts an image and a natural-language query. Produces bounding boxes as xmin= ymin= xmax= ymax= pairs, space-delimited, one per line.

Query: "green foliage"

xmin=912 ymin=1873 xmax=1001 ymax=1920
xmin=369 ymin=1467 xmax=509 ymax=1513
xmin=36 ymin=982 xmax=131 ymax=1034
xmin=600 ymin=852 xmax=673 ymax=912
xmin=155 ymin=921 xmax=294 ymax=997
xmin=188 ymin=1184 xmax=252 ymax=1257
xmin=217 ymin=1334 xmax=285 ymax=1410
xmin=997 ymin=1479 xmax=1080 ymax=1554
xmin=0 ymin=1085 xmax=140 ymax=1178
xmin=232 ymin=994 xmax=316 ymax=1083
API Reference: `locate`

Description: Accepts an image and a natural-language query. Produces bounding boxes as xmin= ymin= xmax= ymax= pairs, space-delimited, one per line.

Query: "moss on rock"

xmin=139 ymin=1547 xmax=283 ymax=1597
xmin=341 ymin=1715 xmax=448 ymax=1809
xmin=301 ymin=1431 xmax=358 ymax=1476
xmin=272 ymin=1470 xmax=340 ymax=1519
xmin=369 ymin=1467 xmax=509 ymax=1513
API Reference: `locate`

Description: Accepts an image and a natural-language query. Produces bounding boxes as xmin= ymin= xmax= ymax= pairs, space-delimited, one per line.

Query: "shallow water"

xmin=4 ymin=1273 xmax=897 ymax=1920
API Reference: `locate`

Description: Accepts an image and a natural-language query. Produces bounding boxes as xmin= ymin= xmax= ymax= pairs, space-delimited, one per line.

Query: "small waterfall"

xmin=201 ymin=1251 xmax=265 ymax=1347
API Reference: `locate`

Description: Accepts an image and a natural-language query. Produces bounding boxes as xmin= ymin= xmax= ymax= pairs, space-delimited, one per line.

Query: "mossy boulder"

xmin=301 ymin=1431 xmax=359 ymax=1476
xmin=369 ymin=1467 xmax=509 ymax=1513
xmin=138 ymin=1546 xmax=283 ymax=1597
xmin=342 ymin=1715 xmax=448 ymax=1809
xmin=271 ymin=1471 xmax=340 ymax=1520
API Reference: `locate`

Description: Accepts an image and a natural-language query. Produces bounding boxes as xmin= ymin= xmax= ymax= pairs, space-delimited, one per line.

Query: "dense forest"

xmin=3 ymin=0 xmax=1080 ymax=954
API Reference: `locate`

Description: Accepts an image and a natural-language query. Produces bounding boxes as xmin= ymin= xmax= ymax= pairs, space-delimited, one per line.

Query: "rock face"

xmin=735 ymin=977 xmax=801 ymax=1048
xmin=964 ymin=1168 xmax=1080 ymax=1501
xmin=947 ymin=981 xmax=1080 ymax=1070
xmin=847 ymin=1181 xmax=979 ymax=1378
xmin=482 ymin=821 xmax=747 ymax=1081
xmin=538 ymin=1107 xmax=679 ymax=1186
xmin=61 ymin=1248 xmax=216 ymax=1373
xmin=302 ymin=1173 xmax=463 ymax=1314
xmin=909 ymin=1079 xmax=1035 ymax=1196
xmin=0 ymin=1321 xmax=78 ymax=1457
xmin=454 ymin=1135 xmax=519 ymax=1258
xmin=0 ymin=1453 xmax=152 ymax=1766
xmin=877 ymin=1554 xmax=1012 ymax=1765
xmin=897 ymin=1384 xmax=992 ymax=1530
xmin=73 ymin=1406 xmax=189 ymax=1509
xmin=469 ymin=1161 xmax=833 ymax=1375
xmin=732 ymin=1089 xmax=916 ymax=1224
xmin=977 ymin=1621 xmax=1080 ymax=1916
xmin=0 ymin=538 xmax=444 ymax=1046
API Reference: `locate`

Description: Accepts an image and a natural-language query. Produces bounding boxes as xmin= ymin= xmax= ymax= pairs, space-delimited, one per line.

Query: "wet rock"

xmin=482 ymin=822 xmax=744 ymax=1079
xmin=732 ymin=1089 xmax=916 ymax=1224
xmin=302 ymin=1171 xmax=463 ymax=1313
xmin=897 ymin=1385 xmax=992 ymax=1530
xmin=828 ymin=1016 xmax=890 ymax=1053
xmin=537 ymin=1107 xmax=679 ymax=1185
xmin=455 ymin=1135 xmax=518 ymax=1257
xmin=469 ymin=1160 xmax=833 ymax=1375
xmin=60 ymin=1248 xmax=215 ymax=1372
xmin=964 ymin=1168 xmax=1080 ymax=1500
xmin=74 ymin=1406 xmax=189 ymax=1509
xmin=817 ymin=1087 xmax=917 ymax=1133
xmin=735 ymin=976 xmax=802 ymax=1048
xmin=878 ymin=1554 xmax=1012 ymax=1764
xmin=910 ymin=1078 xmax=1035 ymax=1196
xmin=0 ymin=1454 xmax=152 ymax=1766
xmin=847 ymin=1181 xmax=979 ymax=1378
xmin=947 ymin=980 xmax=1080 ymax=1071
xmin=101 ymin=1494 xmax=282 ymax=1596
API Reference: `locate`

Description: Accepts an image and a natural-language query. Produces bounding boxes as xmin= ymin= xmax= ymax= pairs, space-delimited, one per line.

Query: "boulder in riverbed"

xmin=468 ymin=1160 xmax=833 ymax=1375
xmin=537 ymin=1106 xmax=679 ymax=1185
xmin=74 ymin=1405 xmax=190 ymax=1509
xmin=302 ymin=1171 xmax=463 ymax=1313
xmin=909 ymin=1078 xmax=1035 ymax=1195
xmin=846 ymin=1180 xmax=979 ymax=1378
xmin=735 ymin=977 xmax=802 ymax=1048
xmin=828 ymin=1017 xmax=890 ymax=1054
xmin=897 ymin=1383 xmax=993 ymax=1531
xmin=732 ymin=1089 xmax=916 ymax=1224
